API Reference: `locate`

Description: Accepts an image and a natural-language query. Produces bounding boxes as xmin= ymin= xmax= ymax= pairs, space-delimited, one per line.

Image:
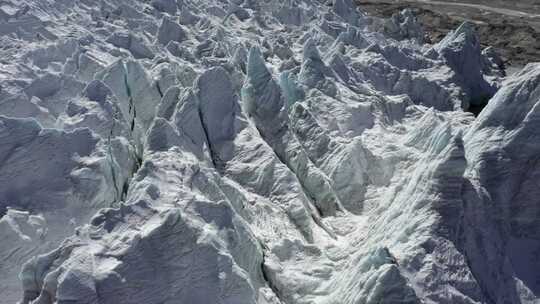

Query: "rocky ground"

xmin=358 ymin=0 xmax=540 ymax=70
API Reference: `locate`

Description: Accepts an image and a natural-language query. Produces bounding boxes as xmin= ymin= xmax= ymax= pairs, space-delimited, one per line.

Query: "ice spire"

xmin=242 ymin=46 xmax=284 ymax=118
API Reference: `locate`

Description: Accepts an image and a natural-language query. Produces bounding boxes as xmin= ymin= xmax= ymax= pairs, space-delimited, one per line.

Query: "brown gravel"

xmin=357 ymin=0 xmax=540 ymax=68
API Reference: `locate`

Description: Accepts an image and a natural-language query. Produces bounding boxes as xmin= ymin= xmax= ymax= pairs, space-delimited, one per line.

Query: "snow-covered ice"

xmin=0 ymin=0 xmax=538 ymax=303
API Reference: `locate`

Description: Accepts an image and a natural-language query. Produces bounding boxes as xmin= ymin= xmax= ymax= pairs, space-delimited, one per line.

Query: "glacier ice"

xmin=157 ymin=17 xmax=188 ymax=46
xmin=433 ymin=21 xmax=497 ymax=106
xmin=0 ymin=0 xmax=539 ymax=303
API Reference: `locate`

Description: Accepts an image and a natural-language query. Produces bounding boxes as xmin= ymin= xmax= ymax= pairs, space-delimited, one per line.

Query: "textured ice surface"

xmin=0 ymin=0 xmax=538 ymax=303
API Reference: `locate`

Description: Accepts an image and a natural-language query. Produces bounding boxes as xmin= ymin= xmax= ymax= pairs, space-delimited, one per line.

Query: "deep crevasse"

xmin=0 ymin=0 xmax=539 ymax=303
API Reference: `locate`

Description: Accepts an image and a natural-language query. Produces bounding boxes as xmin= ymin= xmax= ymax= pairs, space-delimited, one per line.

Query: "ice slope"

xmin=0 ymin=0 xmax=538 ymax=303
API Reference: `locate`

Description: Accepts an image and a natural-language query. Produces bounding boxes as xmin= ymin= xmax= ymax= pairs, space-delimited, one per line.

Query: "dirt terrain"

xmin=440 ymin=0 xmax=540 ymax=14
xmin=358 ymin=0 xmax=540 ymax=69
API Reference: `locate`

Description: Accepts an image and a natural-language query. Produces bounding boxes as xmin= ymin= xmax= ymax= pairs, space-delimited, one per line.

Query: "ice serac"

xmin=0 ymin=115 xmax=133 ymax=302
xmin=434 ymin=21 xmax=497 ymax=107
xmin=0 ymin=117 xmax=96 ymax=214
xmin=384 ymin=9 xmax=424 ymax=43
xmin=152 ymin=0 xmax=178 ymax=15
xmin=197 ymin=67 xmax=237 ymax=156
xmin=299 ymin=38 xmax=337 ymax=97
xmin=193 ymin=66 xmax=319 ymax=245
xmin=106 ymin=31 xmax=154 ymax=59
xmin=289 ymin=102 xmax=371 ymax=214
xmin=243 ymin=46 xmax=342 ymax=218
xmin=321 ymin=115 xmax=481 ymax=303
xmin=19 ymin=200 xmax=261 ymax=304
xmin=157 ymin=16 xmax=187 ymax=46
xmin=243 ymin=47 xmax=284 ymax=120
xmin=1 ymin=0 xmax=539 ymax=303
xmin=462 ymin=63 xmax=540 ymax=302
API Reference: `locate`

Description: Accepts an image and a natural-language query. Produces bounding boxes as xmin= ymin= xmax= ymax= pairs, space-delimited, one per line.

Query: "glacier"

xmin=0 ymin=0 xmax=539 ymax=303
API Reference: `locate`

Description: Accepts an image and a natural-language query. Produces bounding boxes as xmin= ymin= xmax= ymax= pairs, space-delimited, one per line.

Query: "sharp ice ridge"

xmin=0 ymin=0 xmax=538 ymax=303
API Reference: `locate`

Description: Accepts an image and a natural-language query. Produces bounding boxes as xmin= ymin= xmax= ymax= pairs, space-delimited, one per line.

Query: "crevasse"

xmin=0 ymin=0 xmax=538 ymax=303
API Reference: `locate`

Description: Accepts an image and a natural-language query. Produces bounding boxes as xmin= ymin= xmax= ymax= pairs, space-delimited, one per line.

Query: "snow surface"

xmin=0 ymin=0 xmax=538 ymax=303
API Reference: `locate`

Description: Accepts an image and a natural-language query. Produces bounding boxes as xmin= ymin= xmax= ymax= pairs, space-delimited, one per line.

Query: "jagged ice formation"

xmin=0 ymin=0 xmax=538 ymax=303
